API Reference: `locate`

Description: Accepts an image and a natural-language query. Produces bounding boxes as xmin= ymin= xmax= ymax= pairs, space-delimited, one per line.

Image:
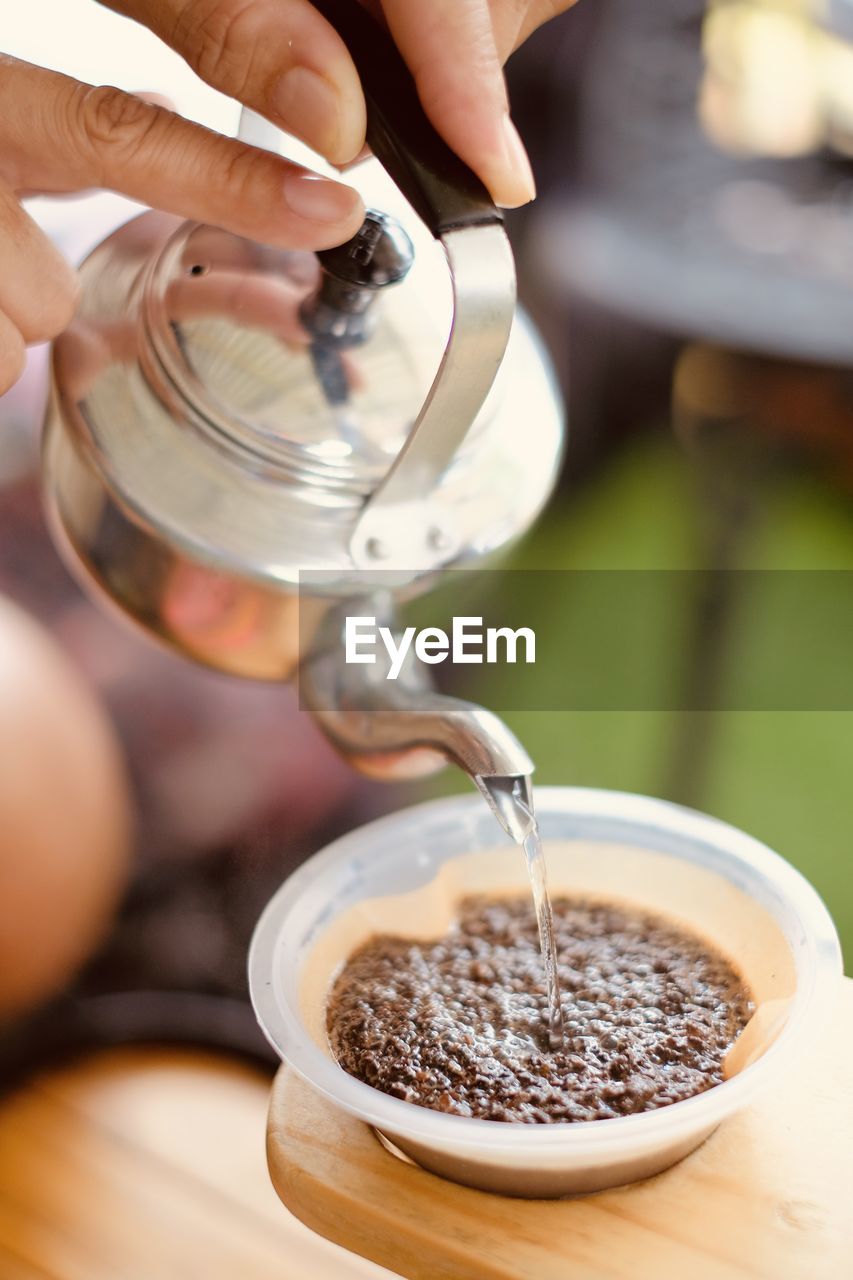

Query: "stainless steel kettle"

xmin=42 ymin=0 xmax=564 ymax=837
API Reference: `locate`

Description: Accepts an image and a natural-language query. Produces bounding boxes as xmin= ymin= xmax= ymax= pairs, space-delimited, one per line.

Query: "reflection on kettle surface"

xmin=140 ymin=214 xmax=426 ymax=479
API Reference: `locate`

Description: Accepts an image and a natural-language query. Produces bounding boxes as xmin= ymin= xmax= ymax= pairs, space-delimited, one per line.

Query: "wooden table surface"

xmin=0 ymin=1045 xmax=392 ymax=1280
xmin=268 ymin=980 xmax=853 ymax=1280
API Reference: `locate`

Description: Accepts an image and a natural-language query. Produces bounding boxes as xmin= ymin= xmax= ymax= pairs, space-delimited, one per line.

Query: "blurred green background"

xmin=427 ymin=431 xmax=853 ymax=969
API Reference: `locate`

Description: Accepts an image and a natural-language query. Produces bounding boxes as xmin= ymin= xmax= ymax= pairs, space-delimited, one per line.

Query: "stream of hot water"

xmin=480 ymin=776 xmax=566 ymax=1052
xmin=520 ymin=806 xmax=566 ymax=1053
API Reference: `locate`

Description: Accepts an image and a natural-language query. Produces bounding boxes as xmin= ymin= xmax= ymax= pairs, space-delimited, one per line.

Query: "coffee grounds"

xmin=326 ymin=895 xmax=753 ymax=1123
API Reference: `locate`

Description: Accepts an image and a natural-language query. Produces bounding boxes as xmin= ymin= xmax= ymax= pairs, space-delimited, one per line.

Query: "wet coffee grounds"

xmin=327 ymin=895 xmax=753 ymax=1123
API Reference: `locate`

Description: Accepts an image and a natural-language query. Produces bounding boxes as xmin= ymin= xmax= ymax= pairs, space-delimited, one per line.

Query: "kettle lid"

xmin=140 ymin=211 xmax=455 ymax=497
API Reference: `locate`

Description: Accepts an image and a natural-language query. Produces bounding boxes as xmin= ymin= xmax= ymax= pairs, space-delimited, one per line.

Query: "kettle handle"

xmin=312 ymin=0 xmax=518 ymax=573
xmin=311 ymin=0 xmax=502 ymax=238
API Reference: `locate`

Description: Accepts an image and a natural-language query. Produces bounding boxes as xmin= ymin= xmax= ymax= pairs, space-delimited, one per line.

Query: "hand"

xmin=0 ymin=0 xmax=575 ymax=396
xmin=0 ymin=54 xmax=363 ymax=394
xmin=108 ymin=0 xmax=576 ymax=206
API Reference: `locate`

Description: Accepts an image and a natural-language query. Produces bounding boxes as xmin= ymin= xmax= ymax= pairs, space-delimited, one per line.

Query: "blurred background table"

xmin=267 ymin=980 xmax=853 ymax=1280
xmin=0 ymin=1047 xmax=390 ymax=1279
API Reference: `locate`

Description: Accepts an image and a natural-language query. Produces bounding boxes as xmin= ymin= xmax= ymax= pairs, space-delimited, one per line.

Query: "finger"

xmin=0 ymin=57 xmax=364 ymax=252
xmin=0 ymin=310 xmax=26 ymax=396
xmin=380 ymin=0 xmax=535 ymax=207
xmin=0 ymin=182 xmax=80 ymax=344
xmin=102 ymin=0 xmax=366 ymax=165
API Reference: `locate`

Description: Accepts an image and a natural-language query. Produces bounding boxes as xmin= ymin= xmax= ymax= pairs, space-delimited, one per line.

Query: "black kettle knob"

xmin=317 ymin=209 xmax=414 ymax=288
xmin=301 ymin=209 xmax=415 ymax=348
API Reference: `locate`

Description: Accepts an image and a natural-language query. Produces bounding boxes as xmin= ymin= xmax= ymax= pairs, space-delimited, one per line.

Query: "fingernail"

xmin=282 ymin=171 xmax=362 ymax=224
xmin=271 ymin=67 xmax=342 ymax=160
xmin=495 ymin=114 xmax=536 ymax=208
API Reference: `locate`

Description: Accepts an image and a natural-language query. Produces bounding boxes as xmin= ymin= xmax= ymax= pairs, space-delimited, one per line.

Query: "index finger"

xmin=0 ymin=57 xmax=364 ymax=251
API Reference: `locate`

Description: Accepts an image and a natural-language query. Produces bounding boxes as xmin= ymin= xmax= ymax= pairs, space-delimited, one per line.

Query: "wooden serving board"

xmin=267 ymin=979 xmax=853 ymax=1280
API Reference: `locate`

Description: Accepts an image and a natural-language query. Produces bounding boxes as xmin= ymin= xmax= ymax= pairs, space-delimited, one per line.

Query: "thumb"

xmin=379 ymin=0 xmax=535 ymax=208
xmin=0 ymin=55 xmax=364 ymax=251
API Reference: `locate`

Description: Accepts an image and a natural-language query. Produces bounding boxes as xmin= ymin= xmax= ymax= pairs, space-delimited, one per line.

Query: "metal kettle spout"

xmin=302 ymin=633 xmax=535 ymax=842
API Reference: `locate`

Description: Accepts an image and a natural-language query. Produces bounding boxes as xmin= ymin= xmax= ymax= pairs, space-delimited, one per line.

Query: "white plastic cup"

xmin=249 ymin=788 xmax=843 ymax=1196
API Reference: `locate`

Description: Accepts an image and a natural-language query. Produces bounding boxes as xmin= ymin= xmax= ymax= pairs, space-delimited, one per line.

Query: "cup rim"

xmin=249 ymin=786 xmax=843 ymax=1151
